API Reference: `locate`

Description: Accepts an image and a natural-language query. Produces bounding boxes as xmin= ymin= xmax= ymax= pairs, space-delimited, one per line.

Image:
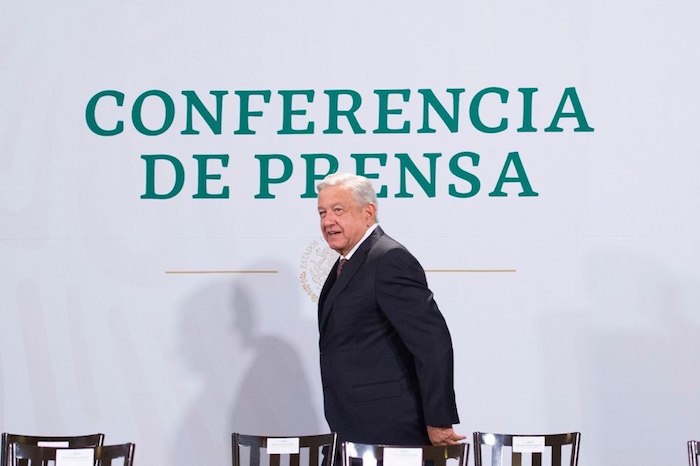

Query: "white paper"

xmin=383 ymin=448 xmax=423 ymax=466
xmin=56 ymin=448 xmax=95 ymax=466
xmin=512 ymin=436 xmax=545 ymax=453
xmin=266 ymin=438 xmax=300 ymax=455
xmin=37 ymin=441 xmax=70 ymax=448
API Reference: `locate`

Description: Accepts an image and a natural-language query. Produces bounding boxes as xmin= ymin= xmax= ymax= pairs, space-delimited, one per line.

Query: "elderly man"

xmin=316 ymin=172 xmax=464 ymax=446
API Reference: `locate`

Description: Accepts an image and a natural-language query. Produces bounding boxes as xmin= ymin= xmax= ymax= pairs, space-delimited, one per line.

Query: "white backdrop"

xmin=2 ymin=2 xmax=699 ymax=466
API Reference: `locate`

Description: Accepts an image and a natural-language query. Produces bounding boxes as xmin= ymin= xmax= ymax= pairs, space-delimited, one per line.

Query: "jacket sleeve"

xmin=375 ymin=246 xmax=460 ymax=427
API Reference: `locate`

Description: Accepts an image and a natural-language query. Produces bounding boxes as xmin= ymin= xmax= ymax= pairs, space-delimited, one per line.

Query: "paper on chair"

xmin=384 ymin=448 xmax=423 ymax=466
xmin=267 ymin=438 xmax=300 ymax=454
xmin=56 ymin=448 xmax=95 ymax=466
xmin=37 ymin=441 xmax=70 ymax=448
xmin=512 ymin=436 xmax=545 ymax=453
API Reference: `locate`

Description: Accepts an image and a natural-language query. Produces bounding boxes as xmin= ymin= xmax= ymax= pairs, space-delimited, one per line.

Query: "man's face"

xmin=317 ymin=185 xmax=375 ymax=256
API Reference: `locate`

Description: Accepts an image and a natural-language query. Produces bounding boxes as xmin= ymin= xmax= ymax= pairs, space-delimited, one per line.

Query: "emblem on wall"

xmin=299 ymin=238 xmax=335 ymax=303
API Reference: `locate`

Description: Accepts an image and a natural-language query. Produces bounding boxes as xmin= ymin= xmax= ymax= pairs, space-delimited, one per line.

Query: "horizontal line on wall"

xmin=165 ymin=270 xmax=279 ymax=275
xmin=166 ymin=269 xmax=515 ymax=275
xmin=426 ymin=269 xmax=517 ymax=273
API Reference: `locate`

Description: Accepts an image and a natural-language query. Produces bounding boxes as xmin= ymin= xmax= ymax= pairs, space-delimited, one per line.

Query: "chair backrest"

xmin=689 ymin=440 xmax=700 ymax=466
xmin=232 ymin=433 xmax=338 ymax=466
xmin=342 ymin=441 xmax=469 ymax=466
xmin=10 ymin=444 xmax=134 ymax=466
xmin=473 ymin=432 xmax=580 ymax=466
xmin=2 ymin=434 xmax=105 ymax=466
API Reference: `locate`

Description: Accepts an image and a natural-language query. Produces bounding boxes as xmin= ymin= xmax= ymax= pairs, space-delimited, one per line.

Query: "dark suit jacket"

xmin=318 ymin=226 xmax=459 ymax=445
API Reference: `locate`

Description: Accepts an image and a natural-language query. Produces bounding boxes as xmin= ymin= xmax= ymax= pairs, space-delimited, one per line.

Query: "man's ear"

xmin=365 ymin=203 xmax=377 ymax=224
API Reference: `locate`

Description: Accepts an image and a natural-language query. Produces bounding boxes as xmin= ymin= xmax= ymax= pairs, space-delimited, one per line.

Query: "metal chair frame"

xmin=9 ymin=443 xmax=134 ymax=466
xmin=232 ymin=433 xmax=338 ymax=466
xmin=473 ymin=432 xmax=580 ymax=466
xmin=342 ymin=441 xmax=469 ymax=466
xmin=689 ymin=440 xmax=700 ymax=466
xmin=1 ymin=434 xmax=105 ymax=466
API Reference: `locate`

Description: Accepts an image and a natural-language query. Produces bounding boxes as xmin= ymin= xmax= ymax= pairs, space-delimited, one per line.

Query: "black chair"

xmin=232 ymin=433 xmax=338 ymax=466
xmin=10 ymin=443 xmax=134 ymax=466
xmin=473 ymin=432 xmax=580 ymax=466
xmin=342 ymin=441 xmax=468 ymax=466
xmin=1 ymin=434 xmax=105 ymax=466
xmin=689 ymin=440 xmax=700 ymax=466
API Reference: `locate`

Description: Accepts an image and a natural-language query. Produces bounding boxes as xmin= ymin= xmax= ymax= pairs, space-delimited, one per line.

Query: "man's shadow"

xmin=173 ymin=263 xmax=321 ymax=466
xmin=173 ymin=279 xmax=243 ymax=466
xmin=229 ymin=276 xmax=321 ymax=435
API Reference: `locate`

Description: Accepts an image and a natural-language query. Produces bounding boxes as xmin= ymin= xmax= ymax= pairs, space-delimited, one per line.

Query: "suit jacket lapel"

xmin=317 ymin=259 xmax=339 ymax=327
xmin=318 ymin=226 xmax=384 ymax=332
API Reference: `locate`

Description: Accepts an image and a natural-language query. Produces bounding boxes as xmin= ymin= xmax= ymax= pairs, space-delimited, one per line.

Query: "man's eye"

xmin=334 ymin=208 xmax=343 ymax=214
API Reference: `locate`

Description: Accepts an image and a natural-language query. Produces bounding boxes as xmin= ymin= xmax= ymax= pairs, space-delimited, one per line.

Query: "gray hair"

xmin=317 ymin=173 xmax=379 ymax=219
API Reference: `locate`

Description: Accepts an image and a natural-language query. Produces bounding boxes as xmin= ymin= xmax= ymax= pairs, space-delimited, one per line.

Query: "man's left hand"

xmin=426 ymin=425 xmax=466 ymax=446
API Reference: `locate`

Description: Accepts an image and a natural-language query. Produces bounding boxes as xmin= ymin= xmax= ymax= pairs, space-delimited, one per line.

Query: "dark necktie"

xmin=336 ymin=258 xmax=347 ymax=277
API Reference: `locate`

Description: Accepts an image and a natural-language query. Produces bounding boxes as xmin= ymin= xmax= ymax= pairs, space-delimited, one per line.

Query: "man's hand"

xmin=426 ymin=425 xmax=466 ymax=446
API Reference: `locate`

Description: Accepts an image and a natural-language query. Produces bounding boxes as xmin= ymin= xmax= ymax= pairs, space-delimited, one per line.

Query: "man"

xmin=316 ymin=172 xmax=464 ymax=446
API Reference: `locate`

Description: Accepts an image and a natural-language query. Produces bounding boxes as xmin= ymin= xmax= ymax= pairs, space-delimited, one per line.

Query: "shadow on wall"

xmin=172 ymin=263 xmax=321 ymax=466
